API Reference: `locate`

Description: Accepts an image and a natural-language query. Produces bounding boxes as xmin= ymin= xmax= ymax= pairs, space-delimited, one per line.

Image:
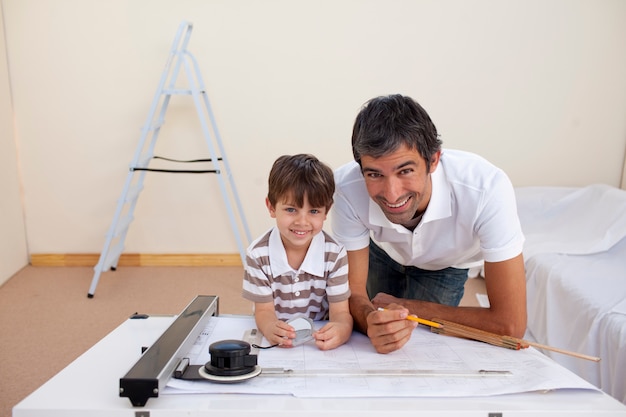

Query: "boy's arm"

xmin=313 ymin=299 xmax=353 ymax=350
xmin=254 ymin=302 xmax=296 ymax=347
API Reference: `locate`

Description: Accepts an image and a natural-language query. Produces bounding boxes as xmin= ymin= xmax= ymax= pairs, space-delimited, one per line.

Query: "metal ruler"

xmin=258 ymin=368 xmax=511 ymax=378
xmin=241 ymin=327 xmax=511 ymax=379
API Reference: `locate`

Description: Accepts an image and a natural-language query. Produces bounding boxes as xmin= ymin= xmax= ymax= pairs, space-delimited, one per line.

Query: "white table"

xmin=13 ymin=315 xmax=626 ymax=417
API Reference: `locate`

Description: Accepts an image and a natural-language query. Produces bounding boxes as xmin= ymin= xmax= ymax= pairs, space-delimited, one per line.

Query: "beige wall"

xmin=622 ymin=149 xmax=626 ymax=190
xmin=0 ymin=3 xmax=28 ymax=285
xmin=3 ymin=0 xmax=626 ymax=257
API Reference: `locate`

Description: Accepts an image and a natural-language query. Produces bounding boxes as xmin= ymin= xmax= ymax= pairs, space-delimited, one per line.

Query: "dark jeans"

xmin=367 ymin=240 xmax=468 ymax=306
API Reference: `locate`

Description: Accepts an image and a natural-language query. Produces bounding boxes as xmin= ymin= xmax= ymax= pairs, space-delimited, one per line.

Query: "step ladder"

xmin=87 ymin=21 xmax=251 ymax=298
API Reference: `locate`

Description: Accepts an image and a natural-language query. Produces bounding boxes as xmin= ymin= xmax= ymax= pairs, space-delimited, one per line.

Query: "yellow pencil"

xmin=377 ymin=308 xmax=443 ymax=328
xmin=405 ymin=315 xmax=443 ymax=328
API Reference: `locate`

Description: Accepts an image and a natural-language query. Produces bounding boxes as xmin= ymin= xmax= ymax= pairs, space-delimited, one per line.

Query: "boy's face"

xmin=266 ymin=194 xmax=328 ymax=252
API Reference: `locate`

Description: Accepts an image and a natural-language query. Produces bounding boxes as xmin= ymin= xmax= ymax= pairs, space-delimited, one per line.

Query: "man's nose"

xmin=384 ymin=177 xmax=404 ymax=202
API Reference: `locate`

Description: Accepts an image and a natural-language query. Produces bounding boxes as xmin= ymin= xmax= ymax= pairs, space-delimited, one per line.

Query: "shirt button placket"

xmin=294 ymin=274 xmax=300 ymax=297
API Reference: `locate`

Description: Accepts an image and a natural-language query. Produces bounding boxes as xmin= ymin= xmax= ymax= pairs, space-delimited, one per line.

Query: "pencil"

xmin=405 ymin=315 xmax=444 ymax=328
xmin=377 ymin=308 xmax=443 ymax=328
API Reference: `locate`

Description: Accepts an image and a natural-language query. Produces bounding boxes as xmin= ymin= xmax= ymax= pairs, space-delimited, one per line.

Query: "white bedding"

xmin=516 ymin=184 xmax=626 ymax=404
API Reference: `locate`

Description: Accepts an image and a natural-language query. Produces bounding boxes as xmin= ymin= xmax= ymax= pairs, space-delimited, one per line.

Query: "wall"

xmin=0 ymin=2 xmax=28 ymax=284
xmin=622 ymin=150 xmax=626 ymax=190
xmin=3 ymin=0 xmax=626 ymax=256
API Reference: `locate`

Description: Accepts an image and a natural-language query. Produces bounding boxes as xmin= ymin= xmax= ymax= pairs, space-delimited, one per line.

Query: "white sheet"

xmin=516 ymin=185 xmax=626 ymax=404
xmin=516 ymin=184 xmax=626 ymax=258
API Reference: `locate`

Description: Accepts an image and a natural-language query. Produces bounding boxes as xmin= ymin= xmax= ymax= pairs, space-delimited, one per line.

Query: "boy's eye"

xmin=285 ymin=207 xmax=296 ymax=213
xmin=310 ymin=209 xmax=319 ymax=214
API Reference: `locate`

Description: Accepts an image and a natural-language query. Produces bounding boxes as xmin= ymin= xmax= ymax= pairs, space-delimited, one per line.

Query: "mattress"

xmin=516 ymin=184 xmax=626 ymax=404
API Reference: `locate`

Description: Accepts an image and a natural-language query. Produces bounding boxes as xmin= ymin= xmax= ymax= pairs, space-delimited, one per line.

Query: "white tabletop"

xmin=13 ymin=315 xmax=626 ymax=417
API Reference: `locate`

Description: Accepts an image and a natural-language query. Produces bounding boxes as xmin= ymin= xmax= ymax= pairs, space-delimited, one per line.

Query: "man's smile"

xmin=383 ymin=196 xmax=411 ymax=209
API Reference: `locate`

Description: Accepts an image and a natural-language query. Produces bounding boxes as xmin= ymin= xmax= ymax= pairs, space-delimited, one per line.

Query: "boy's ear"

xmin=265 ymin=197 xmax=276 ymax=218
xmin=324 ymin=202 xmax=332 ymax=218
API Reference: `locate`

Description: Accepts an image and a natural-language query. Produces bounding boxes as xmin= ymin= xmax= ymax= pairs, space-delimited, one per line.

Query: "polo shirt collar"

xmin=368 ymin=199 xmax=406 ymax=232
xmin=425 ymin=163 xmax=452 ymax=222
xmin=268 ymin=227 xmax=325 ymax=277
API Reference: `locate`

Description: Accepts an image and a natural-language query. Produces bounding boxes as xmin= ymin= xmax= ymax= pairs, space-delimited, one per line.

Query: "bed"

xmin=515 ymin=184 xmax=626 ymax=404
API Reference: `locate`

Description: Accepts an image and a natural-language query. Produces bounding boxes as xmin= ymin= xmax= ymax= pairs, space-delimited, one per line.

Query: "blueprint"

xmin=164 ymin=315 xmax=597 ymax=398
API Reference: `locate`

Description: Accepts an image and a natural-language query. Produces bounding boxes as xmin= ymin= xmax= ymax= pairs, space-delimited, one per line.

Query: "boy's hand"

xmin=312 ymin=321 xmax=352 ymax=351
xmin=254 ymin=302 xmax=297 ymax=348
xmin=261 ymin=320 xmax=296 ymax=348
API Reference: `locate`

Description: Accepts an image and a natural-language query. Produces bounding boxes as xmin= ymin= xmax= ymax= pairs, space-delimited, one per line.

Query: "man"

xmin=332 ymin=94 xmax=526 ymax=354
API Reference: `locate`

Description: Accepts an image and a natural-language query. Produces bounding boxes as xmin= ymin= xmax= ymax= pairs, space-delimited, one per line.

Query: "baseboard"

xmin=29 ymin=253 xmax=242 ymax=267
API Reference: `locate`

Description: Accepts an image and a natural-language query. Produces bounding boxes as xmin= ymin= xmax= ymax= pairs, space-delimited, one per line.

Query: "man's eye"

xmin=366 ymin=172 xmax=382 ymax=179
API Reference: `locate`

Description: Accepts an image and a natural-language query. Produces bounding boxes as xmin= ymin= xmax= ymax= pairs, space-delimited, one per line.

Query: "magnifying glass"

xmin=251 ymin=316 xmax=315 ymax=349
xmin=287 ymin=317 xmax=314 ymax=346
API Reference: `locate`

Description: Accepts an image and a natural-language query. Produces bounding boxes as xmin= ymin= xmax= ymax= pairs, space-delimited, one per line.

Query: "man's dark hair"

xmin=351 ymin=94 xmax=443 ymax=169
xmin=267 ymin=154 xmax=335 ymax=210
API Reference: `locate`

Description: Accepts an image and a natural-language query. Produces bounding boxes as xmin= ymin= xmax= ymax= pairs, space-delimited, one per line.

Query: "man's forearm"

xmin=349 ymin=294 xmax=375 ymax=334
xmin=399 ymin=298 xmax=525 ymax=338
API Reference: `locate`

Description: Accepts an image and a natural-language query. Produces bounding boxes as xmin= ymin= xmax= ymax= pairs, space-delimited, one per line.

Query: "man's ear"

xmin=265 ymin=197 xmax=276 ymax=218
xmin=428 ymin=150 xmax=441 ymax=173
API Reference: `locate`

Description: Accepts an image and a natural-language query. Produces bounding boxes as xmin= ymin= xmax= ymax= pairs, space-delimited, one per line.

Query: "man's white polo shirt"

xmin=331 ymin=149 xmax=524 ymax=270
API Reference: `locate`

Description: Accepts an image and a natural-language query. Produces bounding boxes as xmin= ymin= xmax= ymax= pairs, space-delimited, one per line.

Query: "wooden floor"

xmin=0 ymin=265 xmax=485 ymax=417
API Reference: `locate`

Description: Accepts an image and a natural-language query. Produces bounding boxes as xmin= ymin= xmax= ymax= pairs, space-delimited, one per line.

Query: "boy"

xmin=242 ymin=154 xmax=353 ymax=351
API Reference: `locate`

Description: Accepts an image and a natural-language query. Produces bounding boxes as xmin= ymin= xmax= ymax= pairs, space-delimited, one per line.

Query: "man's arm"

xmin=371 ymin=253 xmax=527 ymax=338
xmin=347 ymin=247 xmax=374 ymax=334
xmin=481 ymin=253 xmax=527 ymax=337
xmin=347 ymin=247 xmax=416 ymax=353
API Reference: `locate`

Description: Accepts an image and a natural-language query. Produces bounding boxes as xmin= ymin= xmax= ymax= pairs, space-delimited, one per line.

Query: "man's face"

xmin=360 ymin=144 xmax=440 ymax=227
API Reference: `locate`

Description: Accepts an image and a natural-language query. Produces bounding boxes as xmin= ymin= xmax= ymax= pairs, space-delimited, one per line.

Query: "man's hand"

xmin=371 ymin=292 xmax=403 ymax=309
xmin=365 ymin=305 xmax=417 ymax=353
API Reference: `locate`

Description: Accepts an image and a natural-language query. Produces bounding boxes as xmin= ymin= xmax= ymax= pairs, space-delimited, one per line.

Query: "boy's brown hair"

xmin=267 ymin=154 xmax=335 ymax=210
